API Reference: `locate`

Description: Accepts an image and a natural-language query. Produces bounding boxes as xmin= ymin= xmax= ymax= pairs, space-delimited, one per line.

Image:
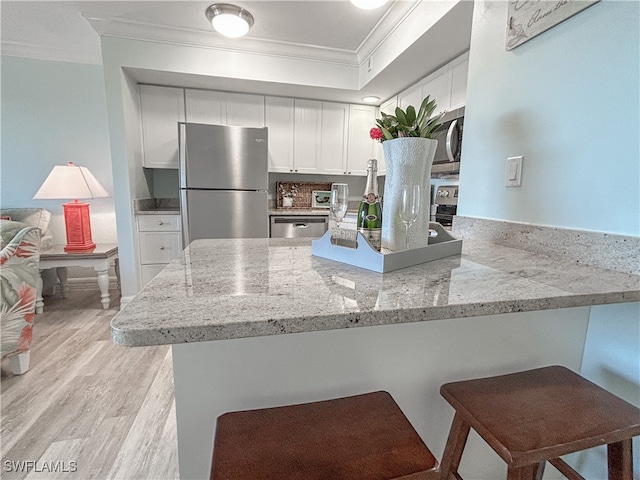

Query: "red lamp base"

xmin=63 ymin=200 xmax=96 ymax=252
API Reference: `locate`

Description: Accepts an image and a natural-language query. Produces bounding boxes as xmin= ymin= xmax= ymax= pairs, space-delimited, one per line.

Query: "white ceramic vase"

xmin=381 ymin=137 xmax=437 ymax=251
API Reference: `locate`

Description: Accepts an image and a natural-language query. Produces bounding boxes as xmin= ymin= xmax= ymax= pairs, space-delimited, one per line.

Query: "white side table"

xmin=36 ymin=244 xmax=120 ymax=313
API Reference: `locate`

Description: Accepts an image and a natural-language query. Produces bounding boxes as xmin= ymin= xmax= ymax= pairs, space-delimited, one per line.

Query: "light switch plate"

xmin=506 ymin=156 xmax=523 ymax=187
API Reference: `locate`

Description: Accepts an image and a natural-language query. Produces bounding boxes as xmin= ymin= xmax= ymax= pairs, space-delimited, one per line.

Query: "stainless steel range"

xmin=434 ymin=185 xmax=458 ymax=226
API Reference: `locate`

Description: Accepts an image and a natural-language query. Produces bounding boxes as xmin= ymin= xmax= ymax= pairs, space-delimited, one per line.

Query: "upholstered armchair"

xmin=1 ymin=220 xmax=41 ymax=374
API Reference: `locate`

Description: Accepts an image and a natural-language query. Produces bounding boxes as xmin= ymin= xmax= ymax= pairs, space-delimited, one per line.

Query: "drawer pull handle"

xmin=158 ymin=221 xmax=164 ymax=225
xmin=160 ymin=246 xmax=166 ymax=250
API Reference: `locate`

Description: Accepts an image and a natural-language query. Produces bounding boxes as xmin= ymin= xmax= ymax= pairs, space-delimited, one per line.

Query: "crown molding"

xmin=355 ymin=0 xmax=420 ymax=64
xmin=1 ymin=41 xmax=102 ymax=66
xmin=83 ymin=14 xmax=359 ymax=67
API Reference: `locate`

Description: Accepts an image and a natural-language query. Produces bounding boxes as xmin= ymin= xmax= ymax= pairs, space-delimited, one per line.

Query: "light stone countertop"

xmin=111 ymin=235 xmax=640 ymax=347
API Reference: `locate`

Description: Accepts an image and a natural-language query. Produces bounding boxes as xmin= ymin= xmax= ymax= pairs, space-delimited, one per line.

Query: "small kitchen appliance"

xmin=434 ymin=185 xmax=458 ymax=227
xmin=179 ymin=123 xmax=269 ymax=244
xmin=431 ymin=106 xmax=464 ymax=177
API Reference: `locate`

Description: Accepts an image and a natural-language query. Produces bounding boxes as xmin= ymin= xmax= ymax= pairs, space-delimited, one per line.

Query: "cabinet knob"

xmin=158 ymin=221 xmax=164 ymax=225
xmin=160 ymin=246 xmax=166 ymax=250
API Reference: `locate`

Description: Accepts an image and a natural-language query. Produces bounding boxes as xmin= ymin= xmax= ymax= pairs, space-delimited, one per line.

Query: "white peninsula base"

xmin=172 ymin=307 xmax=590 ymax=480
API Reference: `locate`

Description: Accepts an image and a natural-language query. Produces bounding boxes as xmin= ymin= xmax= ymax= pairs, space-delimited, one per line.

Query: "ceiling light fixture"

xmin=206 ymin=3 xmax=254 ymax=38
xmin=362 ymin=96 xmax=380 ymax=103
xmin=350 ymin=0 xmax=389 ymax=10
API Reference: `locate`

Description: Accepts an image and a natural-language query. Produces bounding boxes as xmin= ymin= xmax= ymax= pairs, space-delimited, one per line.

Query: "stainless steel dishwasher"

xmin=269 ymin=216 xmax=328 ymax=238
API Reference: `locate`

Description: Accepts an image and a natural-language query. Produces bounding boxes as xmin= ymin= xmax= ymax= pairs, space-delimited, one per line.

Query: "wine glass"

xmin=400 ymin=184 xmax=421 ymax=250
xmin=330 ymin=183 xmax=349 ymax=229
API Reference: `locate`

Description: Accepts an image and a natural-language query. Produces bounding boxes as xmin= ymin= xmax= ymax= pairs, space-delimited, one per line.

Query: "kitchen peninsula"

xmin=111 ymin=221 xmax=639 ymax=479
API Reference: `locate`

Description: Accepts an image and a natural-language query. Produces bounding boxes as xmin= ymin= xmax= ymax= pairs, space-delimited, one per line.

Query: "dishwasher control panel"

xmin=269 ymin=215 xmax=329 ymax=239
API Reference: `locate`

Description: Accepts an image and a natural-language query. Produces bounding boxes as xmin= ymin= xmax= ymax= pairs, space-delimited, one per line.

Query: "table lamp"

xmin=33 ymin=162 xmax=109 ymax=252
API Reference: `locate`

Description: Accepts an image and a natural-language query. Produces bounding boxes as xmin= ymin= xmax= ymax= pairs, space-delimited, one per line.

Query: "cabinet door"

xmin=265 ymin=97 xmax=294 ymax=172
xmin=376 ymin=97 xmax=398 ymax=175
xmin=140 ymin=85 xmax=185 ymax=169
xmin=398 ymin=84 xmax=422 ymax=111
xmin=140 ymin=264 xmax=167 ymax=288
xmin=319 ymin=102 xmax=349 ymax=175
xmin=422 ymin=69 xmax=452 ymax=116
xmin=450 ymin=55 xmax=469 ymax=110
xmin=227 ymin=93 xmax=265 ymax=127
xmin=346 ymin=104 xmax=376 ymax=176
xmin=293 ymin=99 xmax=322 ymax=174
xmin=185 ymin=89 xmax=226 ymax=125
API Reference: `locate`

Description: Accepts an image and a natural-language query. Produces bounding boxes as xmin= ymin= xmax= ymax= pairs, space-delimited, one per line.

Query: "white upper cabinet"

xmin=450 ymin=53 xmax=469 ymax=110
xmin=185 ymin=90 xmax=264 ymax=127
xmin=185 ymin=89 xmax=226 ymax=125
xmin=398 ymin=84 xmax=422 ymax=112
xmin=140 ymin=85 xmax=185 ymax=169
xmin=375 ymin=97 xmax=398 ymax=175
xmin=319 ymin=102 xmax=349 ymax=175
xmin=293 ymin=99 xmax=322 ymax=174
xmin=226 ymin=93 xmax=265 ymax=127
xmin=397 ymin=51 xmax=469 ymax=119
xmin=422 ymin=69 xmax=452 ymax=116
xmin=379 ymin=96 xmax=397 ymax=116
xmin=347 ymin=104 xmax=376 ymax=176
xmin=265 ymin=96 xmax=295 ymax=173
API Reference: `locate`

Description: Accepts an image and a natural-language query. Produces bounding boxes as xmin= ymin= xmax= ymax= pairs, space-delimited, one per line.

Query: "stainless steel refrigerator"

xmin=178 ymin=122 xmax=269 ymax=245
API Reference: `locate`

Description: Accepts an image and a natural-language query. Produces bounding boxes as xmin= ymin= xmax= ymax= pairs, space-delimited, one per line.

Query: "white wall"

xmin=459 ymin=0 xmax=639 ymax=236
xmin=460 ymin=2 xmax=640 ymax=476
xmin=0 ymin=56 xmax=117 ymax=244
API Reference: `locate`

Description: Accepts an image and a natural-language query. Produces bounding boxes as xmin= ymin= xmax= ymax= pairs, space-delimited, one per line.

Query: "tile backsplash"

xmin=276 ymin=181 xmax=332 ymax=209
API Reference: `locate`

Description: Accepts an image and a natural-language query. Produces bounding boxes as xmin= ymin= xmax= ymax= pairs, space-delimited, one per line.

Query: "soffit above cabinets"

xmin=2 ymin=1 xmax=473 ymax=105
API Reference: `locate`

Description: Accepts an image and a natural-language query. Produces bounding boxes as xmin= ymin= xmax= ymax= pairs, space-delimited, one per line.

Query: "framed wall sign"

xmin=506 ymin=0 xmax=600 ymax=50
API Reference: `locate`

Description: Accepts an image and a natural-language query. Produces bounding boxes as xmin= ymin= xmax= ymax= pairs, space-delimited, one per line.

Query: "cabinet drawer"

xmin=138 ymin=215 xmax=181 ymax=232
xmin=140 ymin=264 xmax=167 ymax=288
xmin=139 ymin=232 xmax=182 ymax=264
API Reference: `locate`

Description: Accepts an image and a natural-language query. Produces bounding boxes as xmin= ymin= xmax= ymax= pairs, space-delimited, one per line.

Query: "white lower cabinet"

xmin=137 ymin=214 xmax=182 ymax=289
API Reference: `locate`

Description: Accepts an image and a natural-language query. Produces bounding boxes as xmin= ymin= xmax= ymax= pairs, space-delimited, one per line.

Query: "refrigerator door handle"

xmin=178 ymin=123 xmax=187 ymax=188
xmin=180 ymin=190 xmax=190 ymax=247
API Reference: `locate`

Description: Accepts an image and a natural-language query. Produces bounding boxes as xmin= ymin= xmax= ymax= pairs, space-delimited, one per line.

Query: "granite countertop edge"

xmin=111 ymin=227 xmax=640 ymax=348
xmin=111 ymin=289 xmax=640 ymax=348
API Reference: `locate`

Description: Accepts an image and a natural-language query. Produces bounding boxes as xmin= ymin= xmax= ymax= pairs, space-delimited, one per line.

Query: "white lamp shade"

xmin=33 ymin=162 xmax=109 ymax=200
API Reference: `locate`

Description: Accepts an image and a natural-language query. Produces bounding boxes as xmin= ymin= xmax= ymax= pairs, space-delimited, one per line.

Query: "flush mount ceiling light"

xmin=206 ymin=3 xmax=254 ymax=38
xmin=350 ymin=0 xmax=388 ymax=10
xmin=362 ymin=96 xmax=380 ymax=103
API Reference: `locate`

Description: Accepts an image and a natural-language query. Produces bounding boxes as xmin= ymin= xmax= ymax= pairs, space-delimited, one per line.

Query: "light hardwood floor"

xmin=1 ymin=288 xmax=179 ymax=480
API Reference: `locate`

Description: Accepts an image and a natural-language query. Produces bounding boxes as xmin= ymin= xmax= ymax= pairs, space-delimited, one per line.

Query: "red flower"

xmin=369 ymin=127 xmax=383 ymax=141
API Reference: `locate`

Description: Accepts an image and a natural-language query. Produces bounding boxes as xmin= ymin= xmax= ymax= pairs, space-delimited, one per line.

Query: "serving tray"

xmin=311 ymin=222 xmax=462 ymax=273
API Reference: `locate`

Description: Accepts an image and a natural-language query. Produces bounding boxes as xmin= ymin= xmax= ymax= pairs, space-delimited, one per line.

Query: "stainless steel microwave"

xmin=431 ymin=106 xmax=464 ymax=177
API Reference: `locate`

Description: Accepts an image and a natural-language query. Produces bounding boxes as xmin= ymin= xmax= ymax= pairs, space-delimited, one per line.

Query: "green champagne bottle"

xmin=357 ymin=159 xmax=382 ymax=251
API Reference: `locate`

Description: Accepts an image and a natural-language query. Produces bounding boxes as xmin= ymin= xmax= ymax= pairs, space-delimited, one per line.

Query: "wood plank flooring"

xmin=1 ymin=289 xmax=179 ymax=480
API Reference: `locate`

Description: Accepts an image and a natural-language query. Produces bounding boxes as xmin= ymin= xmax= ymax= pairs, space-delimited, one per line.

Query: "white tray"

xmin=311 ymin=222 xmax=462 ymax=273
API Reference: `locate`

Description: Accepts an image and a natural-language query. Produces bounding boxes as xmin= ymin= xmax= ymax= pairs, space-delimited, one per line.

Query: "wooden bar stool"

xmin=210 ymin=391 xmax=439 ymax=480
xmin=438 ymin=365 xmax=640 ymax=480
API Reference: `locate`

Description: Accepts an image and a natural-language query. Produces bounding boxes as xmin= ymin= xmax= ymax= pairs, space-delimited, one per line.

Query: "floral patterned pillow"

xmin=1 ymin=221 xmax=41 ymax=359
